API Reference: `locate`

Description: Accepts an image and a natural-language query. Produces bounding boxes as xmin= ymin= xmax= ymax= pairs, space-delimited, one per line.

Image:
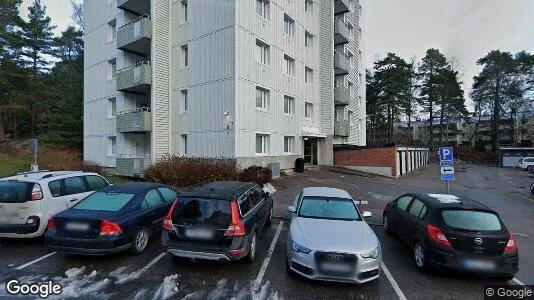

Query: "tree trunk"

xmin=491 ymin=78 xmax=501 ymax=151
xmin=438 ymin=102 xmax=444 ymax=147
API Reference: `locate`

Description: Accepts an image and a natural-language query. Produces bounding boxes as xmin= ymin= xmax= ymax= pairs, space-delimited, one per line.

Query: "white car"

xmin=516 ymin=157 xmax=534 ymax=170
xmin=0 ymin=171 xmax=110 ymax=238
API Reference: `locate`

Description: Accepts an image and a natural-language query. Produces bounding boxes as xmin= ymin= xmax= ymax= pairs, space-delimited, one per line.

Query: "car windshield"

xmin=298 ymin=196 xmax=361 ymax=221
xmin=74 ymin=192 xmax=135 ymax=211
xmin=441 ymin=209 xmax=502 ymax=231
xmin=0 ymin=181 xmax=32 ymax=203
xmin=173 ymin=197 xmax=231 ymax=226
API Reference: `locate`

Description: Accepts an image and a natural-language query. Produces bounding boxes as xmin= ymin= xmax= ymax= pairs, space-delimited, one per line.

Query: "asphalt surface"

xmin=0 ymin=163 xmax=532 ymax=299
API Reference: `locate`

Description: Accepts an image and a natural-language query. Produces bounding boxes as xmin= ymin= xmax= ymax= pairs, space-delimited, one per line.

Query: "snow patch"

xmin=65 ymin=266 xmax=86 ymax=278
xmin=134 ymin=287 xmax=149 ymax=300
xmin=115 ymin=271 xmax=140 ymax=285
xmin=427 ymin=194 xmax=461 ymax=203
xmin=263 ymin=183 xmax=277 ymax=195
xmin=152 ymin=274 xmax=180 ymax=300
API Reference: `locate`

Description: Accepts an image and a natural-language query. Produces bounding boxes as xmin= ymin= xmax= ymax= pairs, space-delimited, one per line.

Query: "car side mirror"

xmin=287 ymin=206 xmax=296 ymax=213
xmin=362 ymin=211 xmax=372 ymax=218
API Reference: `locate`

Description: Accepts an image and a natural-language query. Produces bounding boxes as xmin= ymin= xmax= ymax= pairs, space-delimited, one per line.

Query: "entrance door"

xmin=303 ymin=138 xmax=317 ymax=164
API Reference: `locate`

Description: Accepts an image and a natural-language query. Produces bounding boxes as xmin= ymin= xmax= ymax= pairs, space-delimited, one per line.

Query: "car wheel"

xmin=383 ymin=215 xmax=392 ymax=234
xmin=496 ymin=275 xmax=515 ymax=282
xmin=413 ymin=242 xmax=427 ymax=272
xmin=131 ymin=227 xmax=150 ymax=254
xmin=266 ymin=204 xmax=273 ymax=227
xmin=530 ymin=183 xmax=534 ymax=195
xmin=244 ymin=232 xmax=257 ymax=264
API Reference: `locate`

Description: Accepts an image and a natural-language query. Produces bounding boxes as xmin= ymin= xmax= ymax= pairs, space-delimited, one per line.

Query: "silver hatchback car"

xmin=286 ymin=187 xmax=381 ymax=283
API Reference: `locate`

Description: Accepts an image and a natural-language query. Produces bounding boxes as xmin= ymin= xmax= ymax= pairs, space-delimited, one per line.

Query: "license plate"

xmin=463 ymin=259 xmax=496 ymax=271
xmin=321 ymin=262 xmax=352 ymax=273
xmin=0 ymin=214 xmax=19 ymax=224
xmin=65 ymin=222 xmax=90 ymax=231
xmin=185 ymin=228 xmax=214 ymax=239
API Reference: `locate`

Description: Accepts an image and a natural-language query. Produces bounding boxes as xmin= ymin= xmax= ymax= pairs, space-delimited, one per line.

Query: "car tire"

xmin=530 ymin=183 xmax=534 ymax=195
xmin=266 ymin=204 xmax=273 ymax=227
xmin=131 ymin=227 xmax=150 ymax=254
xmin=496 ymin=275 xmax=515 ymax=282
xmin=244 ymin=232 xmax=257 ymax=264
xmin=413 ymin=242 xmax=428 ymax=272
xmin=383 ymin=214 xmax=392 ymax=235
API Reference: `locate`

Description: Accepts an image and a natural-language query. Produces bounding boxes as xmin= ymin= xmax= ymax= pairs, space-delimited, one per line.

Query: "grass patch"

xmin=0 ymin=152 xmax=33 ymax=177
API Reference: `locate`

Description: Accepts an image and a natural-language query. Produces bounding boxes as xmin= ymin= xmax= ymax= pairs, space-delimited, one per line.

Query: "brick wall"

xmin=334 ymin=147 xmax=397 ymax=176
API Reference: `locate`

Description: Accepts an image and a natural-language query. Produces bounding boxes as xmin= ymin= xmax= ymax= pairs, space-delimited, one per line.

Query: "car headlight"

xmin=361 ymin=247 xmax=379 ymax=259
xmin=291 ymin=241 xmax=312 ymax=254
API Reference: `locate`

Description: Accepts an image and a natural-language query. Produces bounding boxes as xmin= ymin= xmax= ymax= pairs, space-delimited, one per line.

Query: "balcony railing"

xmin=334 ymin=51 xmax=350 ymax=75
xmin=116 ymin=108 xmax=152 ymax=133
xmin=116 ymin=154 xmax=151 ymax=178
xmin=117 ymin=61 xmax=151 ymax=93
xmin=117 ymin=16 xmax=151 ymax=56
xmin=334 ymin=86 xmax=350 ymax=105
xmin=117 ymin=0 xmax=150 ymax=15
xmin=334 ymin=18 xmax=349 ymax=45
xmin=334 ymin=120 xmax=350 ymax=137
xmin=334 ymin=0 xmax=350 ymax=15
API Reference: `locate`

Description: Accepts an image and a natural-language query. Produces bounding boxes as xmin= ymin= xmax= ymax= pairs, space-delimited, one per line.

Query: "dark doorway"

xmin=304 ymin=137 xmax=318 ymax=165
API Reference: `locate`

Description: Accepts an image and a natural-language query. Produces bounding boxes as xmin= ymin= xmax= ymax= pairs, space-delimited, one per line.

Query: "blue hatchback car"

xmin=45 ymin=182 xmax=179 ymax=255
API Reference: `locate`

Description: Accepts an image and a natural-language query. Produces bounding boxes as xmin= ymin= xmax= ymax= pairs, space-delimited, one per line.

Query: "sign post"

xmin=439 ymin=147 xmax=455 ymax=194
xmin=30 ymin=139 xmax=38 ymax=172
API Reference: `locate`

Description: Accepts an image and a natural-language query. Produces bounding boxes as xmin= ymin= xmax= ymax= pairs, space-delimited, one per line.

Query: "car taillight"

xmin=100 ymin=219 xmax=122 ymax=236
xmin=47 ymin=217 xmax=56 ymax=230
xmin=225 ymin=201 xmax=245 ymax=236
xmin=31 ymin=184 xmax=43 ymax=200
xmin=427 ymin=224 xmax=452 ymax=248
xmin=163 ymin=199 xmax=179 ymax=231
xmin=504 ymin=234 xmax=518 ymax=253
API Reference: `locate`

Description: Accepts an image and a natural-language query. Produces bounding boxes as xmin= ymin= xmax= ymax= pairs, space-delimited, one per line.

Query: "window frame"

xmin=255 ymin=134 xmax=269 ymax=155
xmin=181 ymin=0 xmax=188 ymax=23
xmin=284 ymin=54 xmax=295 ymax=77
xmin=255 ymin=40 xmax=270 ymax=66
xmin=304 ymin=0 xmax=313 ymax=14
xmin=108 ymin=97 xmax=117 ymax=118
xmin=108 ymin=136 xmax=117 ymax=156
xmin=284 ymin=136 xmax=295 ymax=154
xmin=304 ymin=102 xmax=313 ymax=119
xmin=305 ymin=31 xmax=313 ymax=49
xmin=255 ymin=86 xmax=269 ymax=110
xmin=256 ymin=0 xmax=269 ymax=19
xmin=305 ymin=67 xmax=313 ymax=84
xmin=180 ymin=134 xmax=188 ymax=156
xmin=283 ymin=95 xmax=294 ymax=115
xmin=181 ymin=44 xmax=189 ymax=68
xmin=283 ymin=14 xmax=294 ymax=37
xmin=180 ymin=89 xmax=188 ymax=113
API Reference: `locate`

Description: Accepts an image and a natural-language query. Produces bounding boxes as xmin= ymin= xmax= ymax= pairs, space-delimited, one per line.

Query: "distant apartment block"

xmin=84 ymin=0 xmax=366 ymax=177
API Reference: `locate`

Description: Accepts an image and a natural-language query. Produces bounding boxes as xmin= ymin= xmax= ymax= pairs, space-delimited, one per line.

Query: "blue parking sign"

xmin=439 ymin=147 xmax=454 ymax=161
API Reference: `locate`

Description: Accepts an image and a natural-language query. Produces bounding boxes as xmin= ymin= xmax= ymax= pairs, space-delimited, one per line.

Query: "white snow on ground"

xmin=65 ymin=266 xmax=86 ymax=278
xmin=427 ymin=193 xmax=461 ymax=203
xmin=151 ymin=274 xmax=180 ymax=300
xmin=263 ymin=183 xmax=277 ymax=195
xmin=47 ymin=267 xmax=110 ymax=299
xmin=108 ymin=266 xmax=128 ymax=277
xmin=367 ymin=192 xmax=393 ymax=201
xmin=173 ymin=279 xmax=279 ymax=300
xmin=109 ymin=265 xmax=141 ymax=284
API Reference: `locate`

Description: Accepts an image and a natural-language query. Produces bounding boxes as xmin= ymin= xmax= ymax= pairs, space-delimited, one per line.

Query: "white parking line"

xmin=512 ymin=277 xmax=525 ymax=286
xmin=139 ymin=252 xmax=166 ymax=275
xmin=15 ymin=252 xmax=57 ymax=270
xmin=253 ymin=221 xmax=284 ymax=291
xmin=381 ymin=262 xmax=408 ymax=300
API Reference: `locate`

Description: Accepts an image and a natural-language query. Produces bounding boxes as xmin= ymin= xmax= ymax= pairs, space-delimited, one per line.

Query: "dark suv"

xmin=382 ymin=193 xmax=518 ymax=281
xmin=161 ymin=181 xmax=273 ymax=263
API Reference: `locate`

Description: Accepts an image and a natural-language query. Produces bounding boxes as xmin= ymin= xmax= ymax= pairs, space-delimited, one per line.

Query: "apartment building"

xmin=83 ymin=0 xmax=366 ymax=177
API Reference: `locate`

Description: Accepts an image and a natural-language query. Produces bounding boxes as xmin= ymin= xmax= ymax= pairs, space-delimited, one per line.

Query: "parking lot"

xmin=0 ymin=163 xmax=532 ymax=299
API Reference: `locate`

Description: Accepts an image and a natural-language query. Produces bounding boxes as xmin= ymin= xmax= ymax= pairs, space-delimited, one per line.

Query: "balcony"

xmin=334 ymin=0 xmax=350 ymax=15
xmin=117 ymin=61 xmax=151 ymax=94
xmin=334 ymin=120 xmax=350 ymax=137
xmin=117 ymin=16 xmax=151 ymax=56
xmin=334 ymin=86 xmax=350 ymax=105
xmin=116 ymin=108 xmax=152 ymax=133
xmin=117 ymin=0 xmax=150 ymax=15
xmin=116 ymin=154 xmax=151 ymax=178
xmin=334 ymin=18 xmax=349 ymax=45
xmin=334 ymin=51 xmax=350 ymax=75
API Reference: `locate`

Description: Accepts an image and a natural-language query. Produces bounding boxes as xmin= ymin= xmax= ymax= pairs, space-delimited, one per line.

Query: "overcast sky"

xmin=363 ymin=0 xmax=534 ymax=105
xmin=20 ymin=0 xmax=534 ymax=106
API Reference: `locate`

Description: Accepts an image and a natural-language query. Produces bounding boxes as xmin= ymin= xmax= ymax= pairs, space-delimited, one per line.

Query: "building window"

xmin=305 ymin=0 xmax=313 ymax=14
xmin=181 ymin=45 xmax=188 ymax=68
xmin=305 ymin=67 xmax=313 ymax=84
xmin=108 ymin=136 xmax=117 ymax=156
xmin=108 ymin=59 xmax=116 ymax=80
xmin=335 ymin=106 xmax=344 ymax=121
xmin=180 ymin=89 xmax=188 ymax=113
xmin=284 ymin=96 xmax=294 ymax=115
xmin=348 ymin=111 xmax=355 ymax=125
xmin=180 ymin=134 xmax=188 ymax=156
xmin=348 ymin=81 xmax=354 ymax=97
xmin=256 ymin=87 xmax=269 ymax=109
xmin=305 ymin=102 xmax=313 ymax=118
xmin=359 ymin=72 xmax=363 ymax=86
xmin=348 ymin=22 xmax=354 ymax=39
xmin=108 ymin=97 xmax=116 ymax=117
xmin=305 ymin=31 xmax=313 ymax=49
xmin=284 ymin=136 xmax=295 ymax=153
xmin=108 ymin=19 xmax=116 ymax=42
xmin=256 ymin=0 xmax=269 ymax=19
xmin=181 ymin=0 xmax=188 ymax=23
xmin=255 ymin=134 xmax=269 ymax=154
xmin=256 ymin=40 xmax=270 ymax=65
xmin=284 ymin=54 xmax=295 ymax=76
xmin=347 ymin=50 xmax=354 ymax=68
xmin=283 ymin=14 xmax=294 ymax=36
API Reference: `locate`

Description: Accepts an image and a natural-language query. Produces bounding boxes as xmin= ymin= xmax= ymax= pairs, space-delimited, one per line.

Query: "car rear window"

xmin=173 ymin=197 xmax=231 ymax=226
xmin=0 ymin=181 xmax=32 ymax=203
xmin=441 ymin=209 xmax=502 ymax=231
xmin=74 ymin=192 xmax=135 ymax=211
